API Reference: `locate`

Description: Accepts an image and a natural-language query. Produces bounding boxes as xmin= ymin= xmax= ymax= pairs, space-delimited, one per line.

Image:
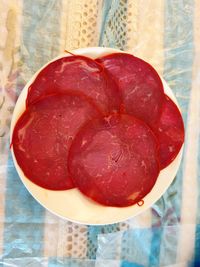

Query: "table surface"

xmin=0 ymin=1 xmax=200 ymax=266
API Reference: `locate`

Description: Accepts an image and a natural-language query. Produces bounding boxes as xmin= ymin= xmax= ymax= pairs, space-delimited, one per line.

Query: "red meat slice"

xmin=26 ymin=55 xmax=121 ymax=114
xmin=97 ymin=53 xmax=165 ymax=127
xmin=68 ymin=114 xmax=160 ymax=207
xmin=152 ymin=95 xmax=184 ymax=169
xmin=12 ymin=92 xmax=102 ymax=190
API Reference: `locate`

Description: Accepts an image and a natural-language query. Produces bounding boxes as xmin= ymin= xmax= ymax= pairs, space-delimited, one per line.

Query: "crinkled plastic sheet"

xmin=0 ymin=258 xmax=195 ymax=267
xmin=0 ymin=0 xmax=198 ymax=266
xmin=0 ymin=225 xmax=199 ymax=267
xmin=96 ymin=225 xmax=199 ymax=267
xmin=97 ymin=226 xmax=178 ymax=266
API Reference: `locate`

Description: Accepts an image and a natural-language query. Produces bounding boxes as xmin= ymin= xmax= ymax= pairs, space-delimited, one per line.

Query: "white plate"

xmin=10 ymin=47 xmax=183 ymax=225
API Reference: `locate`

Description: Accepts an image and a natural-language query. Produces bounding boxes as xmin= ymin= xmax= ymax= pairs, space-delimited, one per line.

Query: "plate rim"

xmin=10 ymin=47 xmax=183 ymax=225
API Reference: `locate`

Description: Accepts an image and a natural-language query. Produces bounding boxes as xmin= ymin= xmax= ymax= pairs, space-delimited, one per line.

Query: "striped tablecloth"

xmin=0 ymin=1 xmax=200 ymax=266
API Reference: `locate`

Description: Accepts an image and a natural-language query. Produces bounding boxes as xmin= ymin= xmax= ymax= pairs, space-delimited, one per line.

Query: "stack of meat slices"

xmin=12 ymin=53 xmax=184 ymax=207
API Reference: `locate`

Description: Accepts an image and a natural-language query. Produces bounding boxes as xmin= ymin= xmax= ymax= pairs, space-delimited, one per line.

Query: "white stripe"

xmin=59 ymin=0 xmax=69 ymax=52
xmin=163 ymin=262 xmax=187 ymax=267
xmin=177 ymin=0 xmax=200 ymax=261
xmin=43 ymin=211 xmax=60 ymax=257
xmin=95 ymin=260 xmax=120 ymax=267
xmin=126 ymin=0 xmax=139 ymax=52
xmin=125 ymin=209 xmax=152 ymax=229
xmin=0 ymin=0 xmax=23 ymax=255
xmin=127 ymin=0 xmax=164 ymax=76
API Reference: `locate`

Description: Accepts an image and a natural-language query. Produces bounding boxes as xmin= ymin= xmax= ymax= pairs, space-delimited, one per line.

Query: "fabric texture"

xmin=0 ymin=0 xmax=200 ymax=266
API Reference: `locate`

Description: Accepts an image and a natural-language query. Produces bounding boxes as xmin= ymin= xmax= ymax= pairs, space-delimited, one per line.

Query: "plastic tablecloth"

xmin=0 ymin=1 xmax=200 ymax=266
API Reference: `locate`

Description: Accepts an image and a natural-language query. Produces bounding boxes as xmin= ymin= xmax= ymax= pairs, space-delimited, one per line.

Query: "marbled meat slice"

xmin=97 ymin=53 xmax=165 ymax=127
xmin=152 ymin=95 xmax=184 ymax=169
xmin=12 ymin=92 xmax=102 ymax=190
xmin=26 ymin=55 xmax=121 ymax=114
xmin=68 ymin=114 xmax=160 ymax=207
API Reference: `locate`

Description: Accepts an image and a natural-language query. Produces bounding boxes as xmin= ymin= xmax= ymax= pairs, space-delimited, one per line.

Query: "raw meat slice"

xmin=12 ymin=92 xmax=102 ymax=190
xmin=153 ymin=95 xmax=184 ymax=169
xmin=97 ymin=53 xmax=165 ymax=127
xmin=68 ymin=114 xmax=160 ymax=207
xmin=26 ymin=55 xmax=121 ymax=114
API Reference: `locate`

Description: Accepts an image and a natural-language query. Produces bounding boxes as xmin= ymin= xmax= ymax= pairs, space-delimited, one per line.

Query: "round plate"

xmin=10 ymin=47 xmax=183 ymax=225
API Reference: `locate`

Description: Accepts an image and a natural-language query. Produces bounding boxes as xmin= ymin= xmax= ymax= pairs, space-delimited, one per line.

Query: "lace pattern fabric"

xmin=63 ymin=0 xmax=103 ymax=50
xmin=0 ymin=0 xmax=198 ymax=265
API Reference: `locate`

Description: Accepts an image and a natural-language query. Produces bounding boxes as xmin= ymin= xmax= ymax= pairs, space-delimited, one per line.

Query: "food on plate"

xmin=26 ymin=55 xmax=121 ymax=114
xmin=68 ymin=114 xmax=160 ymax=207
xmin=12 ymin=51 xmax=184 ymax=207
xmin=97 ymin=53 xmax=165 ymax=128
xmin=152 ymin=95 xmax=184 ymax=169
xmin=12 ymin=92 xmax=101 ymax=190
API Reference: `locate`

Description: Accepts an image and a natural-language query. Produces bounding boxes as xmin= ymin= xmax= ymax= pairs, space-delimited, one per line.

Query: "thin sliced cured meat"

xmin=12 ymin=92 xmax=102 ymax=190
xmin=97 ymin=53 xmax=165 ymax=127
xmin=68 ymin=114 xmax=160 ymax=207
xmin=26 ymin=55 xmax=121 ymax=114
xmin=152 ymin=95 xmax=184 ymax=169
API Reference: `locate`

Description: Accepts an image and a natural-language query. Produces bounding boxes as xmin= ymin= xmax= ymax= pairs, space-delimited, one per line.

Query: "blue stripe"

xmin=3 ymin=156 xmax=44 ymax=258
xmin=159 ymin=225 xmax=180 ymax=266
xmin=3 ymin=0 xmax=62 ymax=259
xmin=121 ymin=260 xmax=144 ymax=267
xmin=21 ymin=0 xmax=62 ymax=74
xmin=195 ymin=224 xmax=200 ymax=261
xmin=120 ymin=228 xmax=152 ymax=266
xmin=149 ymin=0 xmax=194 ymax=266
xmin=99 ymin=0 xmax=113 ymax=46
xmin=148 ymin=227 xmax=163 ymax=267
xmin=194 ymin=133 xmax=200 ymax=262
xmin=99 ymin=0 xmax=128 ymax=50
